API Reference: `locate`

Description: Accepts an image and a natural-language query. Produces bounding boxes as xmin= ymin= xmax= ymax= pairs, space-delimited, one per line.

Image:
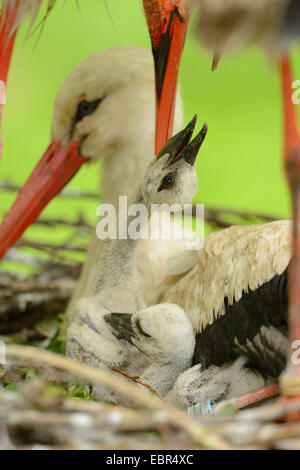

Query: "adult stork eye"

xmin=158 ymin=171 xmax=177 ymax=192
xmin=73 ymin=98 xmax=103 ymax=125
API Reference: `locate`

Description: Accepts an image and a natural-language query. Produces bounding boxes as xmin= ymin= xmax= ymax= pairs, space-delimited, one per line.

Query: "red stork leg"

xmin=220 ymin=54 xmax=300 ymax=417
xmin=143 ymin=0 xmax=191 ymax=153
xmin=0 ymin=3 xmax=18 ymax=83
xmin=0 ymin=2 xmax=18 ymax=159
xmin=278 ymin=53 xmax=300 ymax=420
xmin=211 ymin=384 xmax=280 ymax=415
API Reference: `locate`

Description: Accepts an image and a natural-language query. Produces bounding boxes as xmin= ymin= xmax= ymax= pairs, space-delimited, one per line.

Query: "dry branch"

xmin=0 ymin=181 xmax=100 ymax=200
xmin=0 ymin=272 xmax=76 ymax=334
xmin=112 ymin=367 xmax=163 ymax=399
xmin=4 ymin=344 xmax=231 ymax=450
xmin=1 ymin=183 xmax=295 ymax=450
xmin=2 ymin=345 xmax=300 ymax=449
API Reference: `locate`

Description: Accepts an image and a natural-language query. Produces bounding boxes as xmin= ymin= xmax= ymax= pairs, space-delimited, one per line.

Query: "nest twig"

xmin=0 ymin=182 xmax=297 ymax=450
xmin=2 ymin=345 xmax=231 ymax=450
xmin=1 ymin=345 xmax=300 ymax=450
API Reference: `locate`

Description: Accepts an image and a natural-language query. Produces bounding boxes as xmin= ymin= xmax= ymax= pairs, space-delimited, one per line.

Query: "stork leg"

xmin=0 ymin=4 xmax=18 ymax=83
xmin=225 ymin=54 xmax=300 ymax=417
xmin=277 ymin=54 xmax=300 ymax=419
xmin=0 ymin=2 xmax=18 ymax=159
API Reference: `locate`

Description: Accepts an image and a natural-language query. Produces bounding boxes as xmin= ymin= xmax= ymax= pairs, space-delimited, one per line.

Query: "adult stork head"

xmin=143 ymin=0 xmax=191 ymax=153
xmin=0 ymin=46 xmax=183 ymax=260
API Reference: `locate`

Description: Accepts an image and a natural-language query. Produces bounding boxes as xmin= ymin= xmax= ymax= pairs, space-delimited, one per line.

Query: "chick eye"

xmin=73 ymin=98 xmax=103 ymax=124
xmin=158 ymin=171 xmax=177 ymax=192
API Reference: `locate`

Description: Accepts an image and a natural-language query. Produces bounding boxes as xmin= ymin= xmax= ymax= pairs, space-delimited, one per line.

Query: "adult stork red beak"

xmin=143 ymin=0 xmax=191 ymax=153
xmin=0 ymin=3 xmax=18 ymax=158
xmin=0 ymin=139 xmax=85 ymax=260
xmin=0 ymin=141 xmax=85 ymax=259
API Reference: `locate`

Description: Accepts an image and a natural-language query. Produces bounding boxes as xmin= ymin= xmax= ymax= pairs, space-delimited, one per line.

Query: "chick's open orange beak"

xmin=0 ymin=141 xmax=85 ymax=259
xmin=143 ymin=0 xmax=190 ymax=154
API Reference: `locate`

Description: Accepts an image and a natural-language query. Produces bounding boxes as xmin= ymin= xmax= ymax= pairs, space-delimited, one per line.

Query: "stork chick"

xmin=66 ymin=117 xmax=207 ymax=402
xmin=105 ymin=304 xmax=196 ymax=397
xmin=105 ymin=309 xmax=265 ymax=406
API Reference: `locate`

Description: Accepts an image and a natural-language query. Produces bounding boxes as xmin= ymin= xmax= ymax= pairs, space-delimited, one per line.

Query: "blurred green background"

xmin=0 ymin=0 xmax=299 ymax=269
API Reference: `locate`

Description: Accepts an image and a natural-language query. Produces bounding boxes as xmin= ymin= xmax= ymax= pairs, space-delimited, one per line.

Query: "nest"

xmin=1 ymin=181 xmax=297 ymax=450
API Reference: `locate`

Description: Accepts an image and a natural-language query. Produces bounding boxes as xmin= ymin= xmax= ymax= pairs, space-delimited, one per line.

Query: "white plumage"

xmin=159 ymin=220 xmax=291 ymax=333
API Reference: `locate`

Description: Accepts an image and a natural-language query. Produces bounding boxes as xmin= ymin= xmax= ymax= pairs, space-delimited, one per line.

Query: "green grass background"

xmin=1 ymin=0 xmax=300 ymax=264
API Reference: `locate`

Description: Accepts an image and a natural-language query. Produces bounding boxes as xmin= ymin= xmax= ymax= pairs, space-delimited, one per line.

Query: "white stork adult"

xmin=0 ymin=0 xmax=190 ymax=253
xmin=0 ymin=45 xmax=186 ymax=308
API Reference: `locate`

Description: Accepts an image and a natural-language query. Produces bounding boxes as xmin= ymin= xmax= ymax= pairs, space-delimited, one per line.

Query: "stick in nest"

xmin=5 ymin=344 xmax=232 ymax=450
xmin=112 ymin=368 xmax=162 ymax=399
